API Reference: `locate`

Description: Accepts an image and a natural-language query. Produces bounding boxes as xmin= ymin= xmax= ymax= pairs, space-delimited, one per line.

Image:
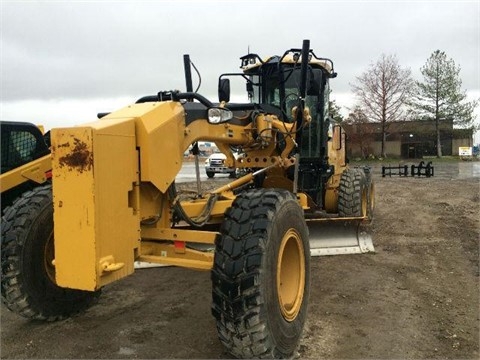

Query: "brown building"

xmin=342 ymin=119 xmax=474 ymax=159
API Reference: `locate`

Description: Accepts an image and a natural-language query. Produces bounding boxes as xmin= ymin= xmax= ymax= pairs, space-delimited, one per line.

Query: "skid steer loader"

xmin=0 ymin=121 xmax=52 ymax=211
xmin=1 ymin=40 xmax=374 ymax=358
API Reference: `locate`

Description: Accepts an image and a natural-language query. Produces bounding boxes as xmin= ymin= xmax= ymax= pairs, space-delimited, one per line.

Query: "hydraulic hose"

xmin=168 ymin=183 xmax=219 ymax=228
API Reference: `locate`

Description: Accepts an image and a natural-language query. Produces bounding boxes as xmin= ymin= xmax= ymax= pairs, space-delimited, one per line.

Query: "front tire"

xmin=1 ymin=184 xmax=100 ymax=321
xmin=206 ymin=171 xmax=215 ymax=178
xmin=212 ymin=189 xmax=310 ymax=358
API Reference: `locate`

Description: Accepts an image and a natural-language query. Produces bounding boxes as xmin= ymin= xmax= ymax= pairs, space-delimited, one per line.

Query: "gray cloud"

xmin=1 ymin=0 xmax=479 ymax=105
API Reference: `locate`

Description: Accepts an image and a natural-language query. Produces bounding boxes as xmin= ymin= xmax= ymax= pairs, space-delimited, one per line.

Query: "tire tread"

xmin=212 ymin=189 xmax=306 ymax=358
xmin=1 ymin=184 xmax=99 ymax=321
xmin=338 ymin=168 xmax=365 ymax=217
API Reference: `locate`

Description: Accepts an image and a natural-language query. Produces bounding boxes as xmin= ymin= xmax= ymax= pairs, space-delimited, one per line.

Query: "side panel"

xmin=325 ymin=125 xmax=347 ymax=213
xmin=133 ymin=102 xmax=185 ymax=193
xmin=52 ymin=119 xmax=139 ymax=291
xmin=0 ymin=154 xmax=51 ymax=193
xmin=83 ymin=102 xmax=186 ymax=194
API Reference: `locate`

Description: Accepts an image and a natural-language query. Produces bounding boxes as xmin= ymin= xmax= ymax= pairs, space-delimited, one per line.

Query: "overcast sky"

xmin=1 ymin=0 xmax=479 ymax=140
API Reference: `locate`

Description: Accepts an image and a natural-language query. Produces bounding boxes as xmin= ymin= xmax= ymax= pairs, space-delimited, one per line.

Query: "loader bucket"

xmin=307 ymin=220 xmax=375 ymax=256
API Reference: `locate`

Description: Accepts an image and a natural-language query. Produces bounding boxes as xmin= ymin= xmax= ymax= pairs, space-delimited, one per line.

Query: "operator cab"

xmin=218 ymin=49 xmax=338 ymax=207
xmin=219 ymin=50 xmax=336 ymax=157
xmin=219 ymin=49 xmax=337 ymax=205
xmin=241 ymin=54 xmax=325 ymax=123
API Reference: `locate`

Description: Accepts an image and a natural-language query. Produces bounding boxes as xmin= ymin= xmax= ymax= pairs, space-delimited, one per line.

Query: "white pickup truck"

xmin=204 ymin=153 xmax=236 ymax=178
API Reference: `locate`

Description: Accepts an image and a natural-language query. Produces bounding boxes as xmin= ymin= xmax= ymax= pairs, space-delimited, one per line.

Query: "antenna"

xmin=183 ymin=54 xmax=193 ymax=93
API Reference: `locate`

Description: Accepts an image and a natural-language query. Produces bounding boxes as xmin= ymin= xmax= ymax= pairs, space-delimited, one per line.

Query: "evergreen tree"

xmin=410 ymin=50 xmax=478 ymax=157
xmin=328 ymin=99 xmax=344 ymax=123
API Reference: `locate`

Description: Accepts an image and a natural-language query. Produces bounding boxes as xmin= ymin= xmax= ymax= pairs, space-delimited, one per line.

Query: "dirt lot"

xmin=1 ymin=162 xmax=479 ymax=359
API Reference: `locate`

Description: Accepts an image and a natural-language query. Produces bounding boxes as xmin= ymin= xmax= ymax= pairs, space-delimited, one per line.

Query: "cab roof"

xmin=240 ymin=52 xmax=335 ymax=77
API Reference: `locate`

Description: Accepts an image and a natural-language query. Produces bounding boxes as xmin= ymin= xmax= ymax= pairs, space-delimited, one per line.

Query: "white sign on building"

xmin=458 ymin=147 xmax=472 ymax=156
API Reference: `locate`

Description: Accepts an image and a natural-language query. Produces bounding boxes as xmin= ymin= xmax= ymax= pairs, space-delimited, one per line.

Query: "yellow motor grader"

xmin=1 ymin=40 xmax=374 ymax=358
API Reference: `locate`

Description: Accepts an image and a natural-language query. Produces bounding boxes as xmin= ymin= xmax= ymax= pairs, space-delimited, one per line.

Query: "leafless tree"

xmin=351 ymin=54 xmax=413 ymax=157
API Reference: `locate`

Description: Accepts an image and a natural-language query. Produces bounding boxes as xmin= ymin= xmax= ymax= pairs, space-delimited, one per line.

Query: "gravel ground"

xmin=1 ymin=162 xmax=479 ymax=359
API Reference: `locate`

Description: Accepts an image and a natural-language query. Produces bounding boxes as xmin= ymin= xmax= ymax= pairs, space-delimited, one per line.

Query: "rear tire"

xmin=1 ymin=184 xmax=100 ymax=321
xmin=338 ymin=168 xmax=368 ymax=217
xmin=212 ymin=189 xmax=310 ymax=358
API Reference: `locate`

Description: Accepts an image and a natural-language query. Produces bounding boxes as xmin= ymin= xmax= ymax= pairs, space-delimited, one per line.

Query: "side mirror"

xmin=218 ymin=79 xmax=230 ymax=103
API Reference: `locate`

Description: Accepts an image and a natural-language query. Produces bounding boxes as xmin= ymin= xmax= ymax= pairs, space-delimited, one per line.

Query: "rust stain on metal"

xmin=58 ymin=138 xmax=93 ymax=173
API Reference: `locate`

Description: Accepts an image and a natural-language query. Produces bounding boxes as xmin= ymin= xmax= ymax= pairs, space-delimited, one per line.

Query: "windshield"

xmin=261 ymin=67 xmax=323 ymax=123
xmin=262 ymin=66 xmax=327 ymax=158
xmin=249 ymin=65 xmax=327 ymax=158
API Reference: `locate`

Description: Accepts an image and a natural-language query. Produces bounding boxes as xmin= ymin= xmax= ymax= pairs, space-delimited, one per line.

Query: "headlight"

xmin=208 ymin=107 xmax=233 ymax=124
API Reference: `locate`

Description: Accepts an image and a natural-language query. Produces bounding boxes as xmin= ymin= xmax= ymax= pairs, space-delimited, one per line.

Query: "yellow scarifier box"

xmin=51 ymin=118 xmax=140 ymax=291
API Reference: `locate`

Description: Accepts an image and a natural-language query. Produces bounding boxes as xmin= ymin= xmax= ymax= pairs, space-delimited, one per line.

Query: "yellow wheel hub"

xmin=361 ymin=188 xmax=368 ymax=217
xmin=277 ymin=228 xmax=305 ymax=322
xmin=44 ymin=231 xmax=56 ymax=284
xmin=369 ymin=182 xmax=375 ymax=212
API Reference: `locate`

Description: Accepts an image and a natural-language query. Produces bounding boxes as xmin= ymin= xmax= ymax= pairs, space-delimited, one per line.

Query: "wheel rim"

xmin=44 ymin=231 xmax=56 ymax=284
xmin=277 ymin=228 xmax=305 ymax=322
xmin=369 ymin=182 xmax=375 ymax=212
xmin=361 ymin=188 xmax=368 ymax=217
